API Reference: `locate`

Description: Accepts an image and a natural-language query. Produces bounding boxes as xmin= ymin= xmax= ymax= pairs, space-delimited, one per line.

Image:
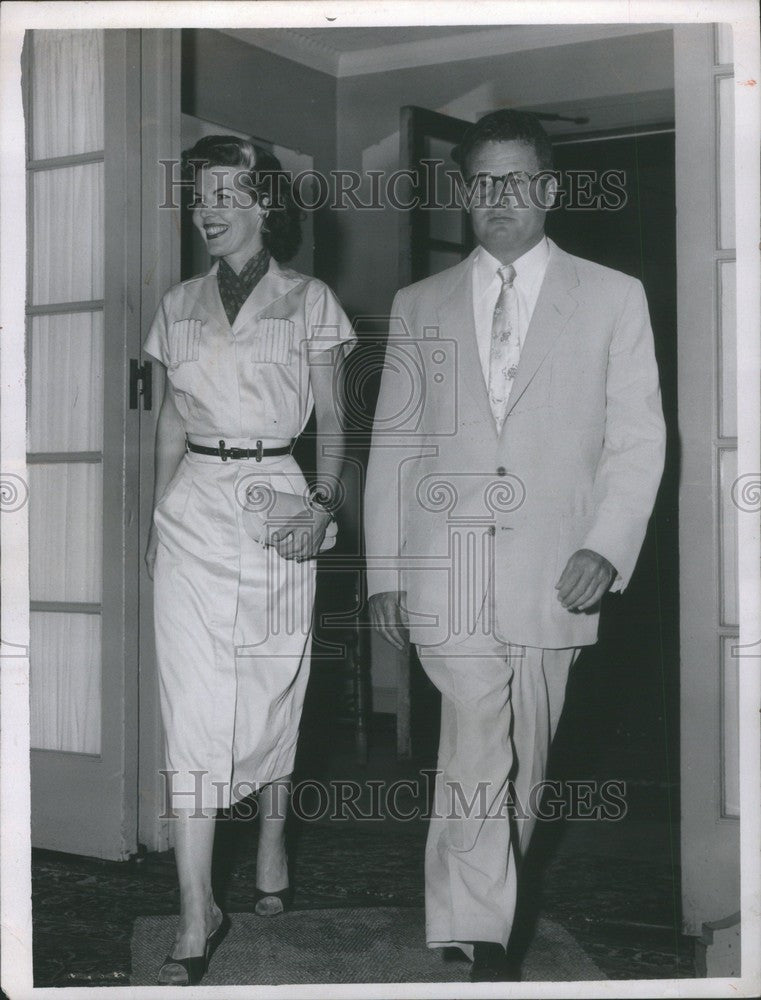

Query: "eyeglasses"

xmin=465 ymin=171 xmax=553 ymax=206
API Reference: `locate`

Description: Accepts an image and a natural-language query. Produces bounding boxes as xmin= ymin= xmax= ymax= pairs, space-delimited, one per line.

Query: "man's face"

xmin=466 ymin=140 xmax=552 ymax=264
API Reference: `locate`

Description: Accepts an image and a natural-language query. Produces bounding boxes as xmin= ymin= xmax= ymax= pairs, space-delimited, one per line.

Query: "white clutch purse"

xmin=240 ymin=484 xmax=337 ymax=553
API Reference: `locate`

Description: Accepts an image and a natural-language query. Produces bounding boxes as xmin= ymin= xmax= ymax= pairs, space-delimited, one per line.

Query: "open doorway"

xmin=395 ymin=109 xmax=682 ymax=971
xmin=402 ymin=115 xmax=680 ymax=823
xmin=545 ymin=128 xmax=678 ymax=808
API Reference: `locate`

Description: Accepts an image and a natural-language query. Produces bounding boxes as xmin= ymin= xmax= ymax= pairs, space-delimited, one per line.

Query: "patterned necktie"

xmin=488 ymin=263 xmax=519 ymax=432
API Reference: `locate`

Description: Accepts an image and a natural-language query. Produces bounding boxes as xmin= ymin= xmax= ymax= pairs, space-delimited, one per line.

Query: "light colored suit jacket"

xmin=364 ymin=239 xmax=666 ymax=649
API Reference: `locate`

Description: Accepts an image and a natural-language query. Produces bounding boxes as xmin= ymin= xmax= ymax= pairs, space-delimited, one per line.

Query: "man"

xmin=364 ymin=109 xmax=666 ymax=981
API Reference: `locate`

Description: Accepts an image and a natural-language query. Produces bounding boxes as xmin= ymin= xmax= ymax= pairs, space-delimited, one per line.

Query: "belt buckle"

xmin=218 ymin=439 xmax=228 ymax=462
xmin=255 ymin=439 xmax=263 ymax=463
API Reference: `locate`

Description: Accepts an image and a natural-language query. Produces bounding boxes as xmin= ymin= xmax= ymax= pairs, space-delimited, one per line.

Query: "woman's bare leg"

xmin=160 ymin=807 xmax=222 ymax=981
xmin=256 ymin=776 xmax=291 ymax=912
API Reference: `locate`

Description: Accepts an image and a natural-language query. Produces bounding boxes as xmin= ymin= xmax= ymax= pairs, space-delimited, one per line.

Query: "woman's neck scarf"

xmin=216 ymin=248 xmax=271 ymax=326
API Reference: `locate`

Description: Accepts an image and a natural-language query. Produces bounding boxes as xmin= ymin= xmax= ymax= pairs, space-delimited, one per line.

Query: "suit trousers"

xmin=417 ymin=631 xmax=580 ymax=957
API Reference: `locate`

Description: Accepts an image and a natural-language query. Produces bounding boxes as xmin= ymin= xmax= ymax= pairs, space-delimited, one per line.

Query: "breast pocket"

xmin=168 ymin=319 xmax=202 ymax=367
xmin=252 ymin=318 xmax=295 ymax=365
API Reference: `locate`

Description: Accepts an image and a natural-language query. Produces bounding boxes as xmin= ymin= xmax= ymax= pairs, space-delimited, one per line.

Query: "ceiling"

xmin=247 ymin=26 xmax=495 ymax=52
xmin=219 ymin=23 xmax=669 ymax=79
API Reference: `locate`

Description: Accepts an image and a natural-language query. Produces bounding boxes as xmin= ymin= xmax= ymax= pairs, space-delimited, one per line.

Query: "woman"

xmin=144 ymin=135 xmax=355 ymax=985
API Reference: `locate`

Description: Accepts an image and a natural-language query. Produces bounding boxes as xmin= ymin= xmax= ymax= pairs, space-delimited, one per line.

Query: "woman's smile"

xmin=203 ymin=222 xmax=230 ymax=240
xmin=193 ymin=165 xmax=267 ymax=270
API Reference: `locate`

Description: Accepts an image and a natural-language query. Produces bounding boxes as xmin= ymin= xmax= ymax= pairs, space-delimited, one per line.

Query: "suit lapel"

xmin=437 ymin=251 xmax=497 ymax=435
xmin=503 ymin=242 xmax=579 ymax=418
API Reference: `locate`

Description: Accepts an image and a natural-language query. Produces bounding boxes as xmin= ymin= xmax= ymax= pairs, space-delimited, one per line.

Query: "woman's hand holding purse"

xmin=268 ymin=506 xmax=335 ymax=562
xmin=241 ymin=484 xmax=338 ymax=561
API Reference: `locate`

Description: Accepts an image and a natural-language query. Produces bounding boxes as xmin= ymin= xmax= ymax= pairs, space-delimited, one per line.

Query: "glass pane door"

xmin=27 ymin=30 xmax=105 ymax=755
xmin=25 ymin=28 xmax=142 ymax=859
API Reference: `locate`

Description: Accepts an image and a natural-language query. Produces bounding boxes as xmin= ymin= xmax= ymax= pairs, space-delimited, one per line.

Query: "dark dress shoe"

xmin=157 ymin=913 xmax=230 ymax=986
xmin=253 ymin=885 xmax=294 ymax=916
xmin=470 ymin=941 xmax=520 ymax=982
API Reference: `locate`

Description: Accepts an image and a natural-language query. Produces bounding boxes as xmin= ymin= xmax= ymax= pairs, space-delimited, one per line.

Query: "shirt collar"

xmin=475 ymin=236 xmax=550 ymax=289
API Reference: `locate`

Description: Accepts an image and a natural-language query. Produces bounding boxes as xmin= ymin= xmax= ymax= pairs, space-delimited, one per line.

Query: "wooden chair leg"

xmin=351 ymin=624 xmax=369 ymax=765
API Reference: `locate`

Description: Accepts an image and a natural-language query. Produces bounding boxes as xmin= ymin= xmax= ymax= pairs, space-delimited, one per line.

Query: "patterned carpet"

xmin=32 ymin=787 xmax=693 ymax=987
xmin=130 ymin=908 xmax=606 ymax=985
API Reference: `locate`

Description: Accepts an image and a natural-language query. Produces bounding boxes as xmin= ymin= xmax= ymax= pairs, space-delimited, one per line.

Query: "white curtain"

xmin=31 ymin=30 xmax=103 ymax=160
xmin=32 ymin=164 xmax=104 ymax=305
xmin=28 ymin=30 xmax=104 ymax=753
xmin=30 ymin=613 xmax=101 ymax=754
xmin=29 ymin=465 xmax=103 ymax=604
xmin=29 ymin=312 xmax=103 ymax=452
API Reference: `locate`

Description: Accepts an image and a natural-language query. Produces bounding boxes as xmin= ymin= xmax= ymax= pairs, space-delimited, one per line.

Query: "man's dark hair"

xmin=454 ymin=109 xmax=554 ymax=176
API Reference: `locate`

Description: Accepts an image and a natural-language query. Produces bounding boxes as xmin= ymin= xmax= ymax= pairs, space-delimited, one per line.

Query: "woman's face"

xmin=192 ymin=165 xmax=267 ymax=265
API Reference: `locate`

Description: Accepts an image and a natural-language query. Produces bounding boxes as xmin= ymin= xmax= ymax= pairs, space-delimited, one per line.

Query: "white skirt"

xmin=153 ymin=450 xmax=315 ymax=810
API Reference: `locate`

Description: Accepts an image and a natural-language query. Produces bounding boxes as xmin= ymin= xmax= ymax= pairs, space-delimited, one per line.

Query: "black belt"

xmin=186 ymin=438 xmax=292 ymax=462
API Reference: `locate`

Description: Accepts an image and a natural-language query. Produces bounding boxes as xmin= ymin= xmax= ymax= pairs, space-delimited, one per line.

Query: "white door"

xmin=25 ymin=29 xmax=180 ymax=860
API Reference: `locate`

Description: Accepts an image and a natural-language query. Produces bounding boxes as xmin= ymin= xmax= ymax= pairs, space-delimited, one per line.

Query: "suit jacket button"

xmin=496 ymin=466 xmax=506 ymax=476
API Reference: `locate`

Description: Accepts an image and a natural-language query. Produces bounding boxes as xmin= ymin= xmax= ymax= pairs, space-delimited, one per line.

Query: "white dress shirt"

xmin=472 ymin=236 xmax=551 ymax=385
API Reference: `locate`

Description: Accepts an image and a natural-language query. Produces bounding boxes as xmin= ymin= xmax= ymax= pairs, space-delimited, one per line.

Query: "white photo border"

xmin=1 ymin=2 xmax=759 ymax=998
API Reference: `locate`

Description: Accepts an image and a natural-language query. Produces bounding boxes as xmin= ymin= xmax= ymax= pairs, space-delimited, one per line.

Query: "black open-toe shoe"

xmin=253 ymin=885 xmax=294 ymax=916
xmin=157 ymin=912 xmax=230 ymax=986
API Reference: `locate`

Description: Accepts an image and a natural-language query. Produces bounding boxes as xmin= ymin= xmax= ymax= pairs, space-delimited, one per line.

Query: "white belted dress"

xmin=144 ymin=258 xmax=355 ymax=810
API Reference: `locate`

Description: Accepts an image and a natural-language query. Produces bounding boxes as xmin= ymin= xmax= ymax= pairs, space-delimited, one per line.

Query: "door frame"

xmin=398 ymin=105 xmax=473 ymax=289
xmin=674 ymin=23 xmax=740 ymax=946
xmin=137 ymin=28 xmax=182 ymax=856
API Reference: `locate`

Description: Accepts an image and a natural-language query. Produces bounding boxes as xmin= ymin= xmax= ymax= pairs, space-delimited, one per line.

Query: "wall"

xmin=181 ymin=27 xmax=675 ymax=315
xmin=181 ymin=29 xmax=339 ymax=285
xmin=334 ymin=29 xmax=675 ymax=319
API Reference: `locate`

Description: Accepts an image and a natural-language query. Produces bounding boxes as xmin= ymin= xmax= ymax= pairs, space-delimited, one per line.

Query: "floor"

xmin=31 ymin=700 xmax=695 ymax=988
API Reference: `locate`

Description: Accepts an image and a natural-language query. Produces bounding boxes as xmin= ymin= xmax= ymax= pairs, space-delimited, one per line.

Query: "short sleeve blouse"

xmin=143 ymin=259 xmax=355 ymax=440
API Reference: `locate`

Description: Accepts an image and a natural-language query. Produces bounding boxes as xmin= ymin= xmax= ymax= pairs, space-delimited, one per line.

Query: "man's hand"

xmin=369 ymin=590 xmax=409 ymax=651
xmin=555 ymin=549 xmax=616 ymax=612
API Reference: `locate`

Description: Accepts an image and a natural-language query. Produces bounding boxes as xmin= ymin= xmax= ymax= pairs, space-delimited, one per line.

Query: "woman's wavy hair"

xmin=181 ymin=135 xmax=303 ymax=263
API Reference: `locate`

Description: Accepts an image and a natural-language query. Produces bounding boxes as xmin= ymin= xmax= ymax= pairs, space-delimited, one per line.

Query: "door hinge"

xmin=129 ymin=359 xmax=153 ymax=411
